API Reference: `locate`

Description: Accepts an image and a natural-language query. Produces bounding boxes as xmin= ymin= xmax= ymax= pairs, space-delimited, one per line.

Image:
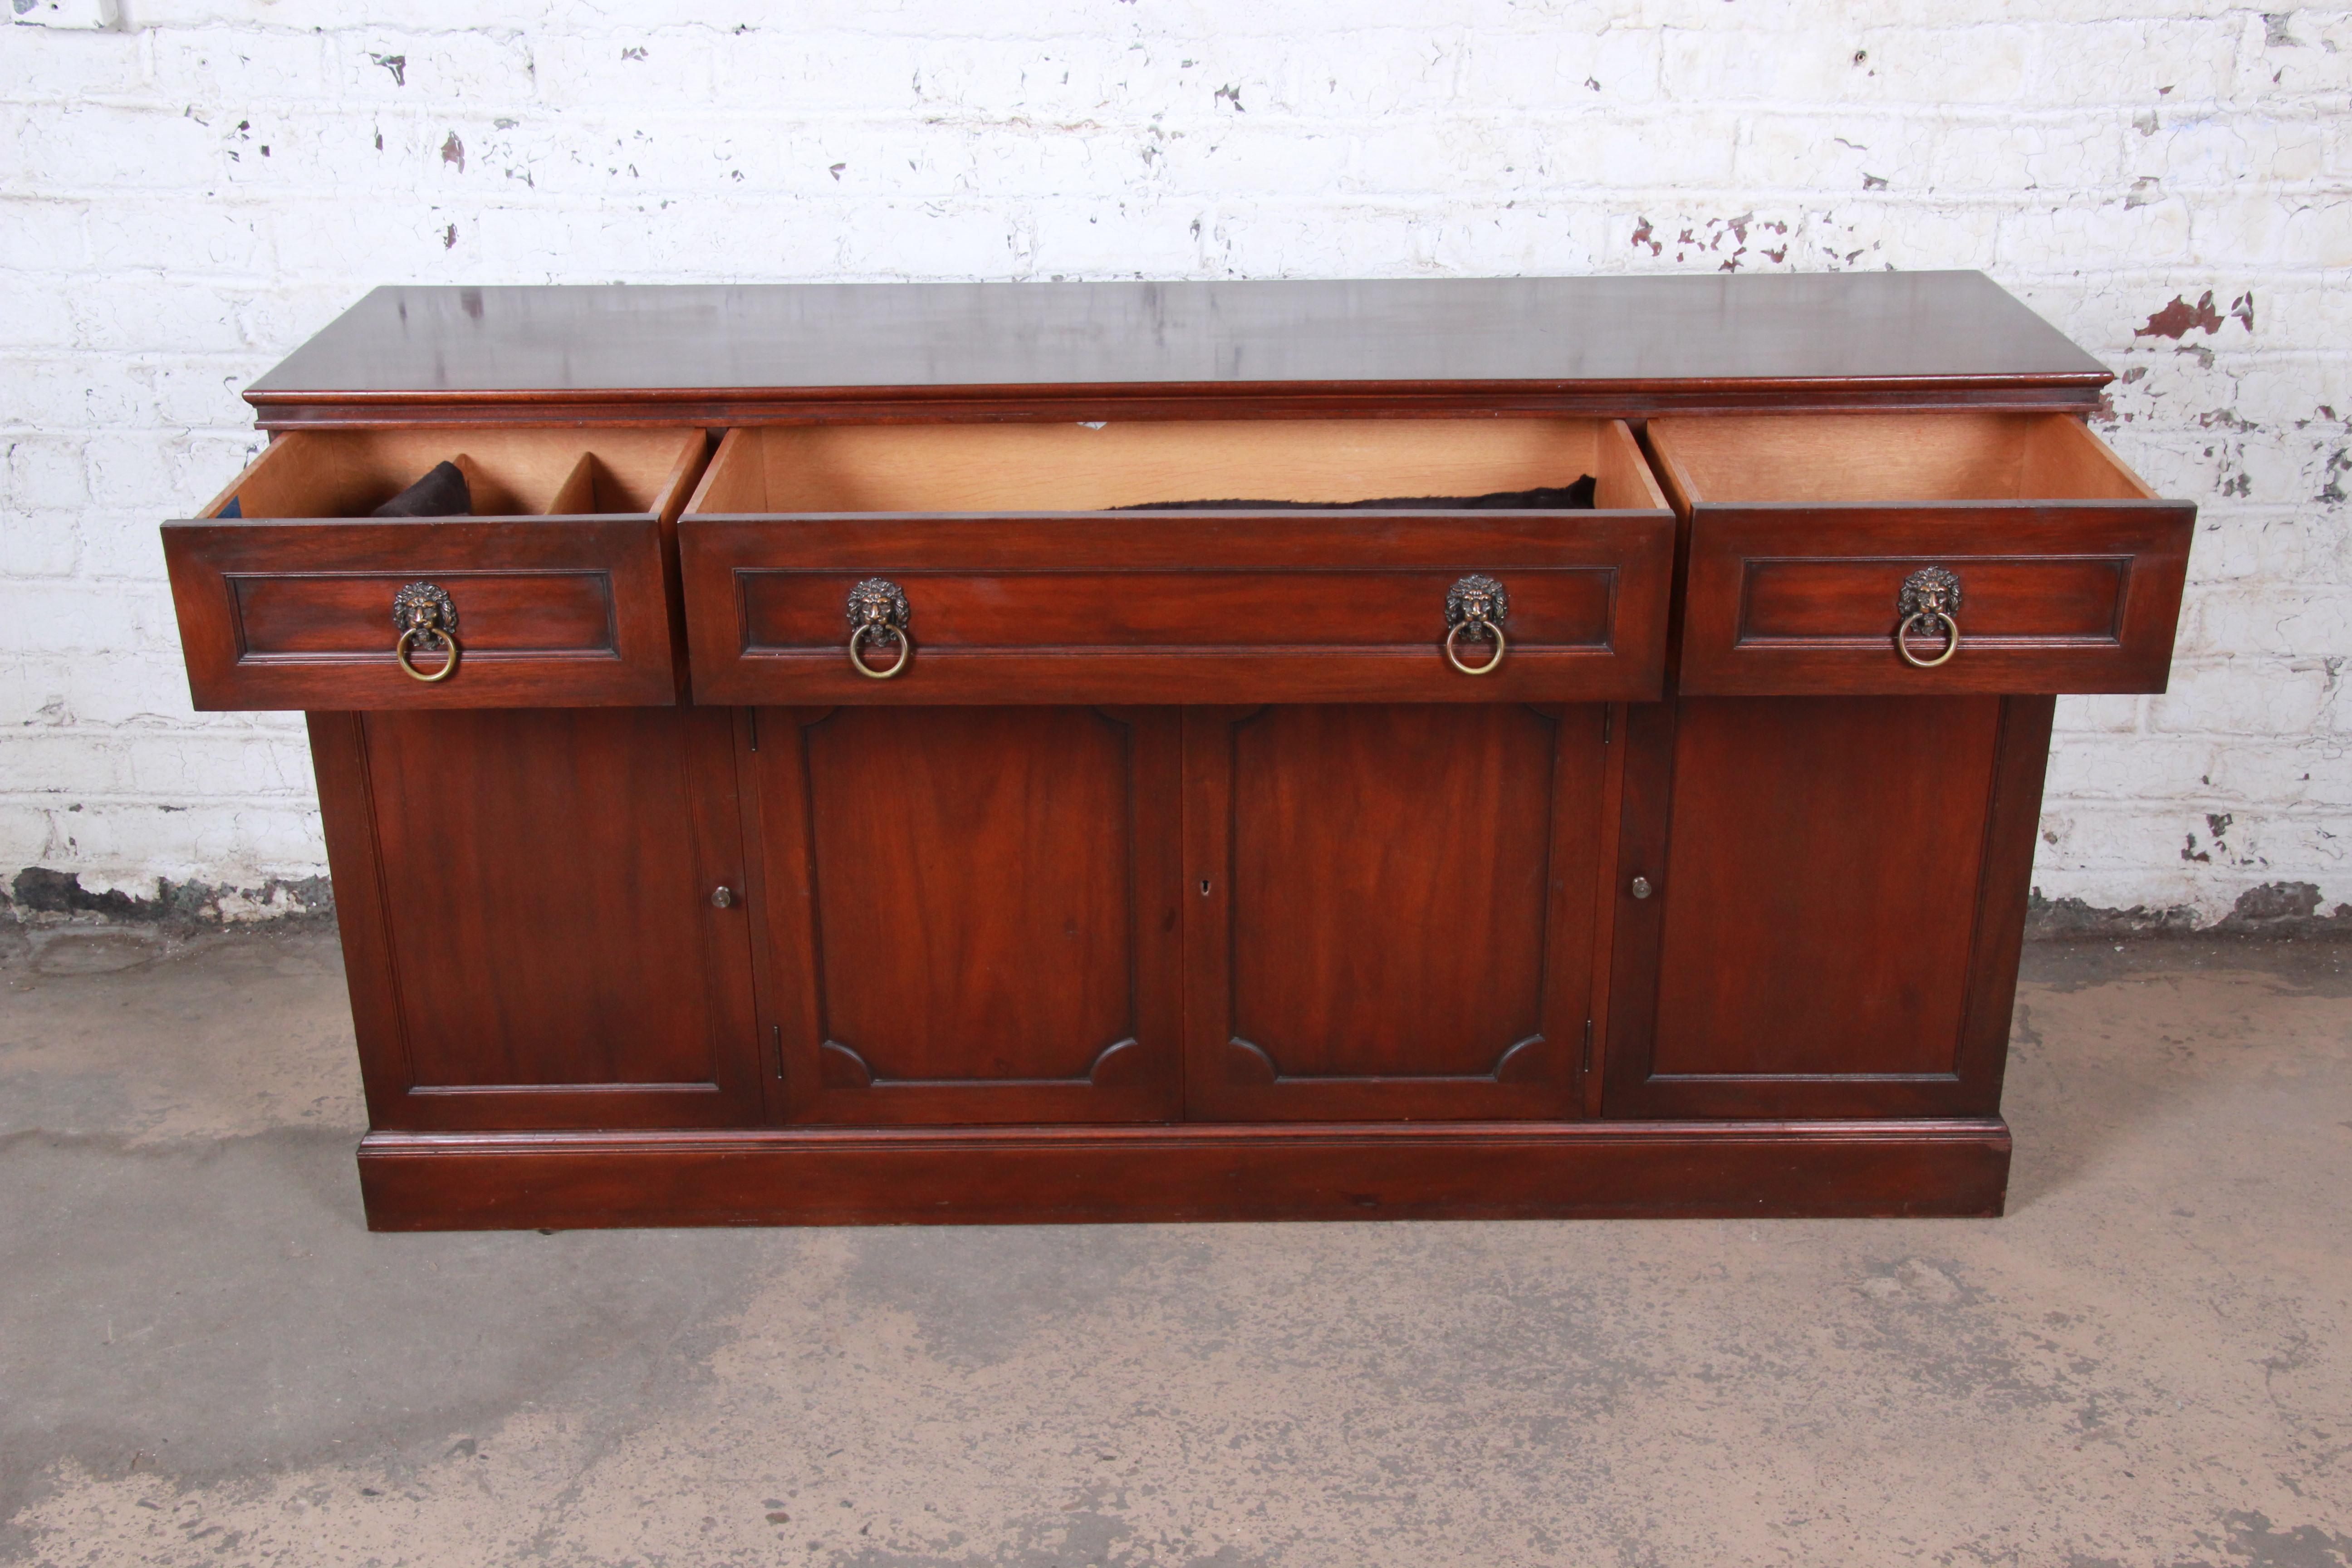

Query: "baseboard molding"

xmin=356 ymin=1118 xmax=2012 ymax=1230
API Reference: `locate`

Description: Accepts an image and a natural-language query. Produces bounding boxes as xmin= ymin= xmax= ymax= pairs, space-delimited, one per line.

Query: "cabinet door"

xmin=1181 ymin=704 xmax=1612 ymax=1121
xmin=749 ymin=705 xmax=1184 ymax=1124
xmin=1602 ymin=694 xmax=2051 ymax=1120
xmin=314 ymin=707 xmax=763 ymax=1130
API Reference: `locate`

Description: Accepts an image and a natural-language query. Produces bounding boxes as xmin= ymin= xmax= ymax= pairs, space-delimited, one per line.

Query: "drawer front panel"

xmin=1740 ymin=557 xmax=2126 ymax=642
xmin=232 ymin=570 xmax=616 ymax=657
xmin=735 ymin=569 xmax=1619 ymax=651
xmin=683 ymin=513 xmax=1673 ymax=704
xmin=165 ymin=519 xmax=680 ymax=709
xmin=1680 ymin=503 xmax=2194 ymax=695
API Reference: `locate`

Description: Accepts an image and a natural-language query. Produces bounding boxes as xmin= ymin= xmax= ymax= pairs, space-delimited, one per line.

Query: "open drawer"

xmin=162 ymin=428 xmax=706 ymax=710
xmin=1652 ymin=413 xmax=2195 ymax=696
xmin=678 ymin=418 xmax=1675 ymax=704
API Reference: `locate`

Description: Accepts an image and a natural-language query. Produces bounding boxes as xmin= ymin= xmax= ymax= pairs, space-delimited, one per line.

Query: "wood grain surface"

xmin=678 ymin=417 xmax=1673 ymax=704
xmin=164 ymin=428 xmax=706 ymax=709
xmin=245 ymin=274 xmax=2107 ymax=431
xmin=747 ymin=705 xmax=1185 ymax=1125
xmin=312 ymin=706 xmax=764 ymax=1132
xmin=355 ymin=1118 xmax=2015 ymax=1228
xmin=1602 ymin=694 xmax=2053 ymax=1120
xmin=1181 ymin=703 xmax=1608 ymax=1122
xmin=1650 ymin=413 xmax=2192 ymax=696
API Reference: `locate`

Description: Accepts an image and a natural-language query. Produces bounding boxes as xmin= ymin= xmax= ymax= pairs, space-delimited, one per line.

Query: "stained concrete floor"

xmin=0 ymin=928 xmax=2347 ymax=1568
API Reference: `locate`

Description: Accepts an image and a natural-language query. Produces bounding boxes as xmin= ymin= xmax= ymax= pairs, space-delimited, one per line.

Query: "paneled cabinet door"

xmin=313 ymin=706 xmax=764 ymax=1131
xmin=1181 ymin=704 xmax=1614 ymax=1122
xmin=748 ymin=705 xmax=1184 ymax=1125
xmin=1602 ymin=693 xmax=2052 ymax=1120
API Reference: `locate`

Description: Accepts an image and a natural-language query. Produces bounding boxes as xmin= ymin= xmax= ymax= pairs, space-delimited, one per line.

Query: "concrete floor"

xmin=0 ymin=929 xmax=2347 ymax=1568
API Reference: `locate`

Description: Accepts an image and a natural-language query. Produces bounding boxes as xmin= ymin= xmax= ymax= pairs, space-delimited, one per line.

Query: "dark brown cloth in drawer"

xmin=1116 ymin=477 xmax=1596 ymax=511
xmin=370 ymin=461 xmax=472 ymax=518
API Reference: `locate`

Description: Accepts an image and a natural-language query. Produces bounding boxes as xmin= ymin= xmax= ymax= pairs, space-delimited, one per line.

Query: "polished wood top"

xmin=246 ymin=272 xmax=2108 ymax=427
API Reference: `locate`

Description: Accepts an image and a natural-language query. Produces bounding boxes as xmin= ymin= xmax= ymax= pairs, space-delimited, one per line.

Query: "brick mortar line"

xmin=8 ymin=98 xmax=2350 ymax=122
xmin=9 ymin=86 xmax=2345 ymax=107
xmin=8 ymin=186 xmax=2347 ymax=209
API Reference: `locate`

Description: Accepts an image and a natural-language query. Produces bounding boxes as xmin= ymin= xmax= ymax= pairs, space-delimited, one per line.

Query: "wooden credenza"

xmin=160 ymin=274 xmax=2194 ymax=1228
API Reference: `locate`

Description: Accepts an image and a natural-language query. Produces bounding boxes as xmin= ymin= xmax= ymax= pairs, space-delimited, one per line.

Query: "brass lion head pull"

xmin=1443 ymin=573 xmax=1509 ymax=676
xmin=845 ymin=577 xmax=912 ymax=680
xmin=1896 ymin=566 xmax=1962 ymax=670
xmin=391 ymin=582 xmax=460 ymax=683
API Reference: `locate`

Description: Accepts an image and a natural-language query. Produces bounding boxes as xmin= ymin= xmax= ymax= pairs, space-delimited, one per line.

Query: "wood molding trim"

xmin=252 ymin=380 xmax=2107 ymax=432
xmin=356 ymin=1117 xmax=2012 ymax=1229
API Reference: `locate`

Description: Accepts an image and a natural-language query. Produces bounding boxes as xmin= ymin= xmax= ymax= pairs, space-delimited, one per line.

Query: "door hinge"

xmin=747 ymin=709 xmax=759 ymax=751
xmin=1601 ymin=707 xmax=1614 ymax=746
xmin=1581 ymin=1018 xmax=1594 ymax=1074
xmin=771 ymin=1022 xmax=784 ymax=1077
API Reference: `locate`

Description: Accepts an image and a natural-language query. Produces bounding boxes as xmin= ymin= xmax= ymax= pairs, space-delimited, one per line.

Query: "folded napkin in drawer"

xmin=369 ymin=460 xmax=472 ymax=518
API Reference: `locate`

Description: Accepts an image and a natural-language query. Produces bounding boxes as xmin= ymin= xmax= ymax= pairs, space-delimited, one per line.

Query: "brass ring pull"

xmin=845 ymin=578 xmax=913 ymax=680
xmin=1896 ymin=609 xmax=1960 ymax=669
xmin=395 ymin=624 xmax=461 ymax=682
xmin=847 ymin=621 xmax=911 ymax=680
xmin=1894 ymin=566 xmax=1963 ymax=671
xmin=1443 ymin=573 xmax=1509 ymax=676
xmin=391 ymin=582 xmax=459 ymax=684
xmin=1443 ymin=619 xmax=1508 ymax=676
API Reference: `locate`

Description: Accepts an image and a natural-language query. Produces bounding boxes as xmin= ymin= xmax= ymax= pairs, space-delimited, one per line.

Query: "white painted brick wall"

xmin=0 ymin=0 xmax=2345 ymax=924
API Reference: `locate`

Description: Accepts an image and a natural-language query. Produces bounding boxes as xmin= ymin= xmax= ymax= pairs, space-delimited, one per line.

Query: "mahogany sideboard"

xmin=159 ymin=273 xmax=2194 ymax=1229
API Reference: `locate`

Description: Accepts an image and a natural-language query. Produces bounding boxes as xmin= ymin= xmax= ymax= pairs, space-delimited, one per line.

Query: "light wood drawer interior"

xmin=164 ymin=428 xmax=708 ymax=710
xmin=687 ymin=416 xmax=1667 ymax=514
xmin=1646 ymin=412 xmax=2155 ymax=507
xmin=679 ymin=418 xmax=1675 ymax=704
xmin=200 ymin=427 xmax=707 ymax=521
xmin=1650 ymin=413 xmax=2193 ymax=696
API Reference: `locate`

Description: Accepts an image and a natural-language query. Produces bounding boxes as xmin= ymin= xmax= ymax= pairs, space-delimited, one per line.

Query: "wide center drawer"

xmin=162 ymin=428 xmax=706 ymax=710
xmin=1651 ymin=413 xmax=2195 ymax=695
xmin=678 ymin=418 xmax=1676 ymax=704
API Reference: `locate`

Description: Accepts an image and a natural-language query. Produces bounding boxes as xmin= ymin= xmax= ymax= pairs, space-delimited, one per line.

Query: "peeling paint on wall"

xmin=7 ymin=866 xmax=333 ymax=925
xmin=2136 ymin=290 xmax=2256 ymax=340
xmin=2028 ymin=882 xmax=2352 ymax=941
